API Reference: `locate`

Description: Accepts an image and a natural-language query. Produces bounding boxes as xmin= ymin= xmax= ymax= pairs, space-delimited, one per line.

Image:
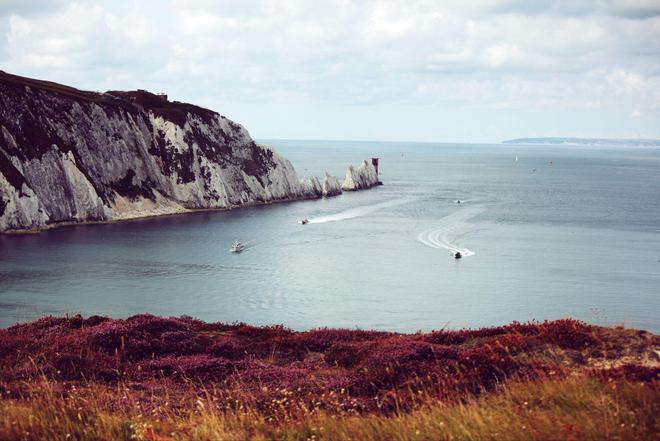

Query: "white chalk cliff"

xmin=322 ymin=172 xmax=342 ymax=197
xmin=342 ymin=160 xmax=380 ymax=191
xmin=0 ymin=71 xmax=380 ymax=233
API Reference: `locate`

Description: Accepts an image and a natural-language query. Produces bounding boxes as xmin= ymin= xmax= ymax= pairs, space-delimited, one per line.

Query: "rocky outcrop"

xmin=322 ymin=172 xmax=342 ymax=197
xmin=299 ymin=175 xmax=323 ymax=198
xmin=342 ymin=160 xmax=380 ymax=191
xmin=0 ymin=71 xmax=379 ymax=233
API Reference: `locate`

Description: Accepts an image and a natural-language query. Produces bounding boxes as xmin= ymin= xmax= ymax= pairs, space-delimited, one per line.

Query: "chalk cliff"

xmin=0 ymin=71 xmax=379 ymax=233
xmin=342 ymin=160 xmax=380 ymax=191
xmin=322 ymin=172 xmax=342 ymax=197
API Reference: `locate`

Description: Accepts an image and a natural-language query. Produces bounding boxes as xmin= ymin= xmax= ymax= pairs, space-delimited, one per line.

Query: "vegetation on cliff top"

xmin=0 ymin=315 xmax=657 ymax=440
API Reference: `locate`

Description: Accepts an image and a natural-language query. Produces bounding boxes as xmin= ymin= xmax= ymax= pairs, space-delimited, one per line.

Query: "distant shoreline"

xmin=503 ymin=137 xmax=660 ymax=147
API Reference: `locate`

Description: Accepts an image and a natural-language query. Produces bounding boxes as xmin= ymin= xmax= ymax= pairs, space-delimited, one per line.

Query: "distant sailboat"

xmin=515 ymin=154 xmax=519 ymax=163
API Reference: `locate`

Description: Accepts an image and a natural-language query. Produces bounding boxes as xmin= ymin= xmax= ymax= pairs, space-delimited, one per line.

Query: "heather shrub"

xmin=353 ymin=339 xmax=444 ymax=392
xmin=141 ymin=355 xmax=233 ymax=381
xmin=86 ymin=315 xmax=193 ymax=359
xmin=157 ymin=331 xmax=212 ymax=355
xmin=228 ymin=324 xmax=314 ymax=362
xmin=47 ymin=352 xmax=118 ymax=381
xmin=233 ymin=360 xmax=311 ymax=390
xmin=593 ymin=364 xmax=659 ymax=383
xmin=234 ymin=323 xmax=293 ymax=339
xmin=209 ymin=337 xmax=245 ymax=359
xmin=0 ymin=332 xmax=29 ymax=358
xmin=486 ymin=332 xmax=533 ymax=354
xmin=457 ymin=341 xmax=529 ymax=392
xmin=82 ymin=315 xmax=109 ymax=327
xmin=424 ymin=329 xmax=467 ymax=345
xmin=0 ymin=314 xmax=653 ymax=417
xmin=425 ymin=325 xmax=518 ymax=345
xmin=325 ymin=341 xmax=374 ymax=368
xmin=293 ymin=328 xmax=388 ymax=352
xmin=537 ymin=319 xmax=598 ymax=349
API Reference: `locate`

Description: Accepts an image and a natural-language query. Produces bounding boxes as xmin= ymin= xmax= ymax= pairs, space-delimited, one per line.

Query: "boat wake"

xmin=417 ymin=206 xmax=484 ymax=257
xmin=309 ymin=198 xmax=413 ymax=224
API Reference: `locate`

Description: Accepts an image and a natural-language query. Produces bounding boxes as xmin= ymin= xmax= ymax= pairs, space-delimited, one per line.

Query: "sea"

xmin=1 ymin=140 xmax=658 ymax=333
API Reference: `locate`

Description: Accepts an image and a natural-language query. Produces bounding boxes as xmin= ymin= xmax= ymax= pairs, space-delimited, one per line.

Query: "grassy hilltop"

xmin=0 ymin=315 xmax=657 ymax=440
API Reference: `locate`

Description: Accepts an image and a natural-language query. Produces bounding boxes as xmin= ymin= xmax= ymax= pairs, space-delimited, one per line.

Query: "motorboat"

xmin=454 ymin=251 xmax=462 ymax=259
xmin=230 ymin=240 xmax=245 ymax=253
xmin=300 ymin=219 xmax=310 ymax=225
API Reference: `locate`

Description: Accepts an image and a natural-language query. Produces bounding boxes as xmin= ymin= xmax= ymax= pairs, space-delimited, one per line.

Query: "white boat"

xmin=230 ymin=240 xmax=245 ymax=253
xmin=515 ymin=154 xmax=518 ymax=163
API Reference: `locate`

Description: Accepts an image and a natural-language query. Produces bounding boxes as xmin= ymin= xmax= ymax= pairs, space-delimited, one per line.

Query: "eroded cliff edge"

xmin=0 ymin=71 xmax=379 ymax=233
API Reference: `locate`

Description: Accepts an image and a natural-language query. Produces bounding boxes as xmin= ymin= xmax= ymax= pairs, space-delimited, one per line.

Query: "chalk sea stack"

xmin=342 ymin=159 xmax=380 ymax=191
xmin=0 ymin=71 xmax=379 ymax=233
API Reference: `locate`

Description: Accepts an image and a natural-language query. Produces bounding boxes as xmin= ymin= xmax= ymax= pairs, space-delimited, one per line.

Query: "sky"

xmin=1 ymin=0 xmax=659 ymax=143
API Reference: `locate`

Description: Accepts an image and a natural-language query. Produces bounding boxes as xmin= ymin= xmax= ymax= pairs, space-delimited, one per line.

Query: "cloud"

xmin=0 ymin=0 xmax=658 ymax=141
xmin=0 ymin=0 xmax=67 ymax=17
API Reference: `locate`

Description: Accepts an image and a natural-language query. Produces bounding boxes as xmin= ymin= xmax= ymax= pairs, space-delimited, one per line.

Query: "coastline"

xmin=0 ymin=185 xmax=382 ymax=235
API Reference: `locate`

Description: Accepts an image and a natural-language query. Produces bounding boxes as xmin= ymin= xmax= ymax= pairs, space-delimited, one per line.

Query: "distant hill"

xmin=503 ymin=137 xmax=660 ymax=147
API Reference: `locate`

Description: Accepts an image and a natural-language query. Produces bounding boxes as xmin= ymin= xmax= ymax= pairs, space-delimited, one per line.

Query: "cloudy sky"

xmin=1 ymin=0 xmax=659 ymax=142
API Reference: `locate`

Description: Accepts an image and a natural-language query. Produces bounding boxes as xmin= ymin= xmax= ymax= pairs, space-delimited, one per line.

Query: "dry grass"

xmin=0 ymin=376 xmax=656 ymax=440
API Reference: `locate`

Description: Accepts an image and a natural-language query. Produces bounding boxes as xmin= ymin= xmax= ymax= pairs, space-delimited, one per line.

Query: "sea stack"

xmin=322 ymin=172 xmax=342 ymax=197
xmin=342 ymin=160 xmax=380 ymax=191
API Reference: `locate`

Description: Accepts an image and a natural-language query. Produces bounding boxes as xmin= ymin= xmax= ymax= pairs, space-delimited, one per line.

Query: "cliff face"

xmin=0 ymin=72 xmax=336 ymax=232
xmin=342 ymin=160 xmax=380 ymax=191
xmin=322 ymin=172 xmax=342 ymax=197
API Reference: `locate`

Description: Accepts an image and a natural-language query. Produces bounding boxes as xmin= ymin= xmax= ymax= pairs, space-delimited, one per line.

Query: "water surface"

xmin=1 ymin=141 xmax=658 ymax=332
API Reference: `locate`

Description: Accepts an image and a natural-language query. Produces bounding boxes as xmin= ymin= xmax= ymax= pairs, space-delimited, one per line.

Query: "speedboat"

xmin=454 ymin=251 xmax=462 ymax=259
xmin=300 ymin=219 xmax=310 ymax=225
xmin=230 ymin=240 xmax=245 ymax=253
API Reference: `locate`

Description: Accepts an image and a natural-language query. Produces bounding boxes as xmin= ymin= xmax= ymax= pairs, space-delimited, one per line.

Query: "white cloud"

xmin=0 ymin=0 xmax=658 ymax=141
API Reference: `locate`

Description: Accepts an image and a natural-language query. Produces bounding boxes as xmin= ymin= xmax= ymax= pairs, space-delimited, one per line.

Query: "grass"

xmin=0 ymin=315 xmax=657 ymax=440
xmin=0 ymin=376 xmax=656 ymax=440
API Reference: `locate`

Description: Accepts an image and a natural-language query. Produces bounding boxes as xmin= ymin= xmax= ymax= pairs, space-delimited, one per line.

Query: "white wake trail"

xmin=417 ymin=206 xmax=484 ymax=257
xmin=309 ymin=198 xmax=413 ymax=224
